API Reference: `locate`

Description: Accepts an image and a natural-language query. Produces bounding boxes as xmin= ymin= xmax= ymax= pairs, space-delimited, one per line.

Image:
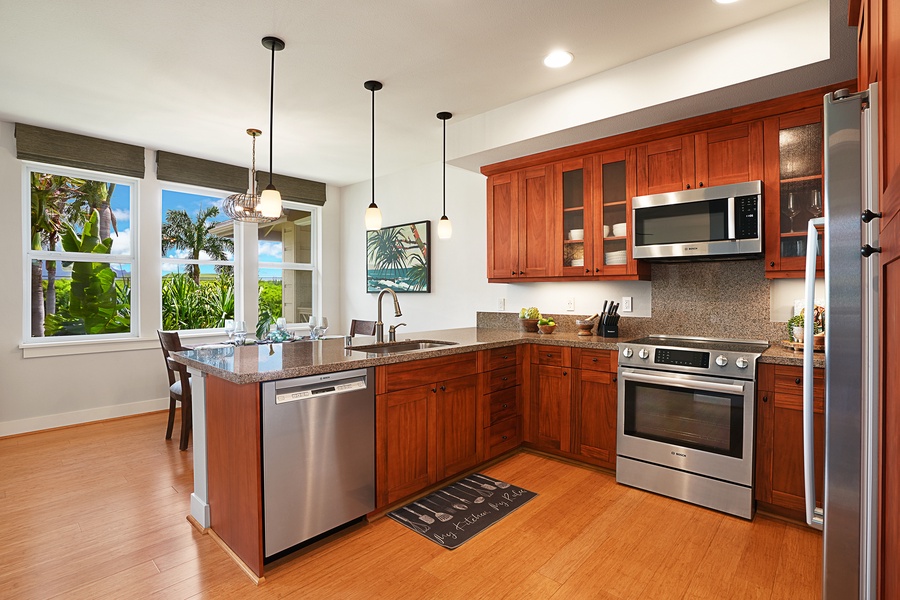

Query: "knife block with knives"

xmin=599 ymin=300 xmax=620 ymax=338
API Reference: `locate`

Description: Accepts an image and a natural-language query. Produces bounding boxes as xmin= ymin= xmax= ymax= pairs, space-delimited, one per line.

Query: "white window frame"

xmin=160 ymin=184 xmax=236 ymax=335
xmin=22 ymin=162 xmax=140 ymax=345
xmin=257 ymin=200 xmax=319 ymax=334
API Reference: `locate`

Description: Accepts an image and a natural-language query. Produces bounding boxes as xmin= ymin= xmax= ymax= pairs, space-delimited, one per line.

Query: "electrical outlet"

xmin=497 ymin=297 xmax=506 ymax=311
xmin=566 ymin=297 xmax=575 ymax=312
xmin=622 ymin=296 xmax=633 ymax=313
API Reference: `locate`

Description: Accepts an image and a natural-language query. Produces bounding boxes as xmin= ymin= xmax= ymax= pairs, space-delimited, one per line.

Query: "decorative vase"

xmin=519 ymin=318 xmax=539 ymax=333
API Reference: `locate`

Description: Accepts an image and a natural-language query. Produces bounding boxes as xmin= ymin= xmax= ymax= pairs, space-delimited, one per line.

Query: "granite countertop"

xmin=173 ymin=326 xmax=817 ymax=385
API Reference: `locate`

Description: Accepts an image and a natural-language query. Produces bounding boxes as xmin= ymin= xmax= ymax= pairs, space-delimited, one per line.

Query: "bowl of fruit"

xmin=519 ymin=307 xmax=541 ymax=332
xmin=537 ymin=317 xmax=557 ymax=334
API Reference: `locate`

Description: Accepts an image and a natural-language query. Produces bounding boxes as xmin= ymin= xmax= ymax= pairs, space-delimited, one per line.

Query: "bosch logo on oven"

xmin=671 ymin=451 xmax=687 ymax=458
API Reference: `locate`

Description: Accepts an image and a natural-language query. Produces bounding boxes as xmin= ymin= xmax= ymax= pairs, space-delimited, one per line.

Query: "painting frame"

xmin=366 ymin=220 xmax=431 ymax=293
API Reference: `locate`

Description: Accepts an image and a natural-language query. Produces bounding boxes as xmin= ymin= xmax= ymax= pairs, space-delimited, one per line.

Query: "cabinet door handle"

xmin=795 ymin=377 xmax=802 ymax=385
xmin=686 ymin=184 xmax=691 ymax=189
xmin=612 ymin=377 xmax=617 ymax=383
xmin=698 ymin=182 xmax=704 ymax=188
xmin=770 ymin=261 xmax=775 ymax=267
xmin=519 ymin=271 xmax=525 ymax=275
xmin=512 ymin=270 xmax=516 ymax=276
xmin=440 ymin=385 xmax=447 ymax=391
xmin=763 ymin=395 xmax=769 ymax=403
xmin=595 ymin=268 xmax=601 ymax=273
xmin=563 ymin=371 xmax=568 ymax=376
xmin=432 ymin=388 xmax=437 ymax=393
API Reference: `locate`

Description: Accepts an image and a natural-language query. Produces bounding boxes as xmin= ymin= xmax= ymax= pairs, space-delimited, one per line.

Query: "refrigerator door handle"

xmin=802 ymin=217 xmax=825 ymax=530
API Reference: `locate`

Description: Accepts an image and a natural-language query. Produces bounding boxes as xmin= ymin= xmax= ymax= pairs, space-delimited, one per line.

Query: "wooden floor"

xmin=0 ymin=412 xmax=823 ymax=599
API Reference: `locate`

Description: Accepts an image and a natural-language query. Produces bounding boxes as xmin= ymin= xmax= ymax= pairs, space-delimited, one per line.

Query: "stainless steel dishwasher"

xmin=261 ymin=368 xmax=375 ymax=558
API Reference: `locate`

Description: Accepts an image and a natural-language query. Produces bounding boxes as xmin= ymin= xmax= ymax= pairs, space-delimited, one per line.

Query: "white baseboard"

xmin=0 ymin=397 xmax=170 ymax=438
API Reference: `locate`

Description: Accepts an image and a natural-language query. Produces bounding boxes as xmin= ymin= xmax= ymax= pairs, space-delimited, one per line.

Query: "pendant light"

xmin=364 ymin=80 xmax=383 ymax=231
xmin=257 ymin=36 xmax=285 ymax=219
xmin=223 ymin=129 xmax=273 ymax=223
xmin=437 ymin=111 xmax=453 ymax=239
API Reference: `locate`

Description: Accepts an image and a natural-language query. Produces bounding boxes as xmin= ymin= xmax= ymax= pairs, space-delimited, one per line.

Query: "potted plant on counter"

xmin=519 ymin=307 xmax=541 ymax=332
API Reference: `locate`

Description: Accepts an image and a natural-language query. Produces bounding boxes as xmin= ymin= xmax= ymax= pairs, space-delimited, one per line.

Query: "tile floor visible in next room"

xmin=0 ymin=412 xmax=823 ymax=599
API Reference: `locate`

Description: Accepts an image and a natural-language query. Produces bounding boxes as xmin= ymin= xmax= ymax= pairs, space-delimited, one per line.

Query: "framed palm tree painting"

xmin=366 ymin=220 xmax=431 ymax=293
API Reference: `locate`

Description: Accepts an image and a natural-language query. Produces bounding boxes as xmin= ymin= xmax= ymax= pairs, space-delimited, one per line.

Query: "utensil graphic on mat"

xmin=393 ymin=511 xmax=430 ymax=534
xmin=423 ymin=496 xmax=457 ymax=514
xmin=465 ymin=477 xmax=496 ymax=491
xmin=471 ymin=474 xmax=510 ymax=489
xmin=414 ymin=501 xmax=452 ymax=522
xmin=439 ymin=490 xmax=470 ymax=509
xmin=455 ymin=482 xmax=489 ymax=501
xmin=405 ymin=506 xmax=435 ymax=524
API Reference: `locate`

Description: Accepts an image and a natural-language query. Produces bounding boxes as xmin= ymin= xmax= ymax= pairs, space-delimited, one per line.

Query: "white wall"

xmin=338 ymin=162 xmax=652 ymax=336
xmin=0 ymin=121 xmax=344 ymax=436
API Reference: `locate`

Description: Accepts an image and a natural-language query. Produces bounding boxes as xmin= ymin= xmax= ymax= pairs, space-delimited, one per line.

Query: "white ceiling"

xmin=0 ymin=0 xmax=846 ymax=187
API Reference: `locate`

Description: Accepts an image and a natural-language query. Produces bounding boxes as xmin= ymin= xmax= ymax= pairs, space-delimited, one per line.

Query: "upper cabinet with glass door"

xmin=593 ymin=149 xmax=650 ymax=279
xmin=556 ymin=158 xmax=593 ymax=277
xmin=763 ymin=107 xmax=824 ymax=278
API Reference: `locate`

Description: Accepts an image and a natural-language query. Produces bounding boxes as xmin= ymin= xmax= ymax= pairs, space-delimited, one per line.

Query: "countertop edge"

xmin=173 ymin=328 xmax=820 ymax=384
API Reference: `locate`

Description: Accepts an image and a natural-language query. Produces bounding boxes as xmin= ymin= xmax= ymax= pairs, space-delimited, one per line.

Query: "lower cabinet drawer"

xmin=483 ymin=365 xmax=517 ymax=393
xmin=488 ymin=386 xmax=518 ymax=425
xmin=487 ymin=417 xmax=520 ymax=458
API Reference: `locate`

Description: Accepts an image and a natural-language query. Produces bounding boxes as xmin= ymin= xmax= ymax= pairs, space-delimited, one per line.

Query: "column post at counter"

xmin=189 ymin=368 xmax=210 ymax=529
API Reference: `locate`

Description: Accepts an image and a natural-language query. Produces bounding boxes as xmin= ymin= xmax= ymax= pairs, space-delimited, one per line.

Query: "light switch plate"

xmin=566 ymin=298 xmax=575 ymax=311
xmin=498 ymin=298 xmax=506 ymax=311
xmin=622 ymin=296 xmax=633 ymax=312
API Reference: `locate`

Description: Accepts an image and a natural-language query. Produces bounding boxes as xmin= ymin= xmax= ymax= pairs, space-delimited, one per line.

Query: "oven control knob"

xmin=715 ymin=355 xmax=728 ymax=367
xmin=638 ymin=348 xmax=650 ymax=360
xmin=736 ymin=357 xmax=749 ymax=369
xmin=622 ymin=347 xmax=634 ymax=358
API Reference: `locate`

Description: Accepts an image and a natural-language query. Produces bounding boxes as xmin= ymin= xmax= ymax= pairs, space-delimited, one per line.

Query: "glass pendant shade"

xmin=258 ymin=185 xmax=282 ymax=219
xmin=438 ymin=215 xmax=452 ymax=239
xmin=365 ymin=201 xmax=382 ymax=230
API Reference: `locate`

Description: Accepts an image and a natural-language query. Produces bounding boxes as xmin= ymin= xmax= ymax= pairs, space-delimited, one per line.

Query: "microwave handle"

xmin=621 ymin=370 xmax=745 ymax=395
xmin=727 ymin=196 xmax=736 ymax=239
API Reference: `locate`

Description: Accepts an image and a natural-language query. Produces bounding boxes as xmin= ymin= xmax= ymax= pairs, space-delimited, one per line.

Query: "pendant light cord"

xmin=442 ymin=117 xmax=447 ymax=217
xmin=371 ymin=86 xmax=376 ymax=205
xmin=268 ymin=44 xmax=275 ymax=187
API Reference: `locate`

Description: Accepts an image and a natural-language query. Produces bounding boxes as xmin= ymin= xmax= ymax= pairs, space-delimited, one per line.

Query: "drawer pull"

xmin=546 ymin=353 xmax=553 ymax=358
xmin=592 ymin=358 xmax=598 ymax=362
xmin=501 ymin=376 xmax=508 ymax=381
xmin=501 ymin=355 xmax=508 ymax=360
xmin=795 ymin=377 xmax=801 ymax=385
xmin=501 ymin=435 xmax=508 ymax=441
xmin=502 ymin=404 xmax=508 ymax=409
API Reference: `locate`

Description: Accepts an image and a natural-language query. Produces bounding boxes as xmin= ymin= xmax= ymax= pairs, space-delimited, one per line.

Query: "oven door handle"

xmin=621 ymin=371 xmax=746 ymax=395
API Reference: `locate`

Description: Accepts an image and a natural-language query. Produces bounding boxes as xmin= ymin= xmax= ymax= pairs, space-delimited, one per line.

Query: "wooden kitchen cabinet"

xmin=636 ymin=122 xmax=763 ymax=195
xmin=572 ymin=349 xmax=618 ymax=470
xmin=529 ymin=345 xmax=573 ymax=452
xmin=755 ymin=363 xmax=825 ymax=518
xmin=478 ymin=345 xmax=522 ymax=459
xmin=486 ymin=166 xmax=555 ymax=280
xmin=763 ymin=107 xmax=825 ymax=278
xmin=592 ymin=149 xmax=649 ymax=279
xmin=375 ymin=353 xmax=480 ymax=507
xmin=556 ymin=157 xmax=594 ymax=277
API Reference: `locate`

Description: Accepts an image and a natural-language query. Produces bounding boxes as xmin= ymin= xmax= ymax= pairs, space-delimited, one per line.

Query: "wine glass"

xmin=308 ymin=316 xmax=319 ymax=340
xmin=809 ymin=189 xmax=823 ymax=218
xmin=782 ymin=192 xmax=800 ymax=232
xmin=224 ymin=319 xmax=235 ymax=343
xmin=233 ymin=320 xmax=247 ymax=345
xmin=315 ymin=317 xmax=329 ymax=339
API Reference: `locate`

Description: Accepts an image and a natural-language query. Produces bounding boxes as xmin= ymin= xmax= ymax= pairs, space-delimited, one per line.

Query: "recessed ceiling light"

xmin=543 ymin=50 xmax=573 ymax=68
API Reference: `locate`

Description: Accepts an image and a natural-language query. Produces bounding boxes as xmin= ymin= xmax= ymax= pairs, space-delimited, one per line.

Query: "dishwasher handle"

xmin=271 ymin=368 xmax=370 ymax=404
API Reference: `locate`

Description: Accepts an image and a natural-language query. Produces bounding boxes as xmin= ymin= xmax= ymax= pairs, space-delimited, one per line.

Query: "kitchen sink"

xmin=348 ymin=340 xmax=458 ymax=354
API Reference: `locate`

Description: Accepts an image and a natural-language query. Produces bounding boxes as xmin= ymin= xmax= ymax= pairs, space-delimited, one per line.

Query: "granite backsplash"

xmin=478 ymin=259 xmax=788 ymax=343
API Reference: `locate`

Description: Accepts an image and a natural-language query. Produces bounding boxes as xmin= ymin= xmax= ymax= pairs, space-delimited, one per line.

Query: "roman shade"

xmin=15 ymin=123 xmax=145 ymax=178
xmin=157 ymin=152 xmax=327 ymax=206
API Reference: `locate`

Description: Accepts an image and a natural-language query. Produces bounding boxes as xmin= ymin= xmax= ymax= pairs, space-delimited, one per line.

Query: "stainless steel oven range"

xmin=616 ymin=335 xmax=768 ymax=519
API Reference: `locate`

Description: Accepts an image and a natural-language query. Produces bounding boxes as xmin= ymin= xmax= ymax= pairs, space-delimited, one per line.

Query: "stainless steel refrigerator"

xmin=802 ymin=84 xmax=880 ymax=598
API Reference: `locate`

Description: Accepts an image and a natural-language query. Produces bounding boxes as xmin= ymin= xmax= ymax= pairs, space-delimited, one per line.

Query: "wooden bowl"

xmin=575 ymin=320 xmax=594 ymax=336
xmin=538 ymin=324 xmax=557 ymax=334
xmin=519 ymin=318 xmax=539 ymax=333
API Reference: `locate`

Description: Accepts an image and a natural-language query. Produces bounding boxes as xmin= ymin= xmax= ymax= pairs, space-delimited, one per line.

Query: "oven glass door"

xmin=617 ymin=368 xmax=754 ymax=485
xmin=634 ymin=198 xmax=728 ymax=247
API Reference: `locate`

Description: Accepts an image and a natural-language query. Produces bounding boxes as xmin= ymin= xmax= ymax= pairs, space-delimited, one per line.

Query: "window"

xmin=25 ymin=165 xmax=136 ymax=340
xmin=161 ymin=189 xmax=234 ymax=331
xmin=257 ymin=203 xmax=317 ymax=334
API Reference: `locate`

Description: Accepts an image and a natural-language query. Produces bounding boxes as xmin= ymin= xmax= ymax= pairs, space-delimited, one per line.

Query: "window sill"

xmin=20 ymin=331 xmax=230 ymax=359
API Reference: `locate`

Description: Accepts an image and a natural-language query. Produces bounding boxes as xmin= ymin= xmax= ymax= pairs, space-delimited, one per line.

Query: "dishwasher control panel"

xmin=275 ymin=379 xmax=367 ymax=404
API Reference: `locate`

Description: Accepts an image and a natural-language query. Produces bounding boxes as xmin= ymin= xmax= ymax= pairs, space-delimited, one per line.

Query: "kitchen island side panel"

xmin=206 ymin=376 xmax=264 ymax=577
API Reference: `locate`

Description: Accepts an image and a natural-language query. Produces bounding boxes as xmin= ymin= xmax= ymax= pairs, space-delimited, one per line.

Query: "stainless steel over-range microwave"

xmin=632 ymin=180 xmax=763 ymax=260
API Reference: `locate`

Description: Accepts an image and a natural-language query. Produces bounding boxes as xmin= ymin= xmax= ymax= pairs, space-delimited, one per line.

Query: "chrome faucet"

xmin=375 ymin=288 xmax=402 ymax=343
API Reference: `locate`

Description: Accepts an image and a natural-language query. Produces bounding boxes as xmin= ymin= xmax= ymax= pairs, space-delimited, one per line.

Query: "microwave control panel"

xmin=734 ymin=195 xmax=760 ymax=239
